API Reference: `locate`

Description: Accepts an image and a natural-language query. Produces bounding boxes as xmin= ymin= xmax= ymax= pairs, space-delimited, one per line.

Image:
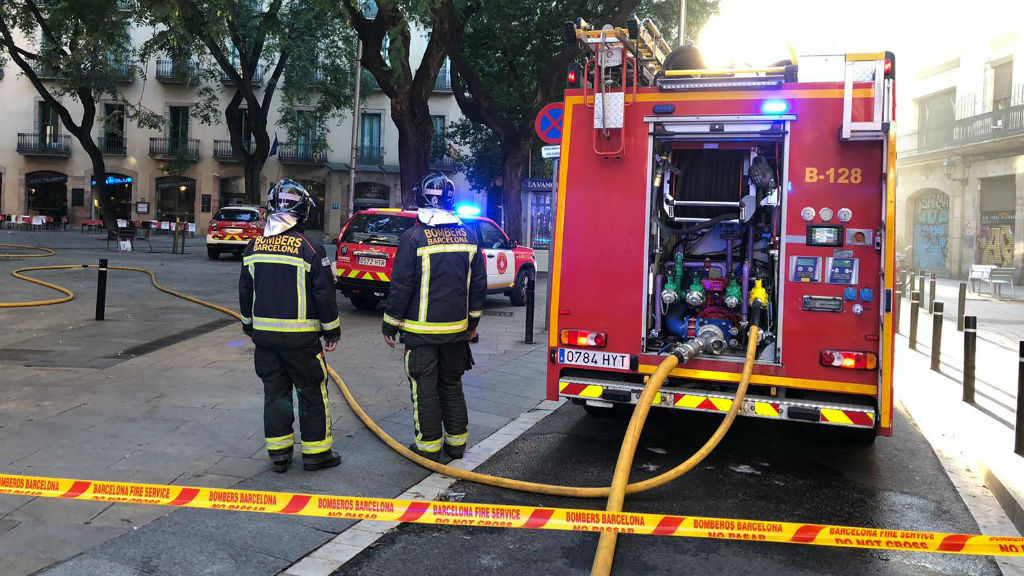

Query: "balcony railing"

xmin=99 ymin=136 xmax=126 ymax=156
xmin=277 ymin=142 xmax=326 ymax=164
xmin=429 ymin=138 xmax=456 ymax=170
xmin=31 ymin=63 xmax=57 ymax=80
xmin=356 ymin=146 xmax=384 ymax=164
xmin=106 ymin=57 xmax=133 ymax=83
xmin=213 ymin=139 xmax=254 ymax=162
xmin=954 ymin=102 xmax=1024 ymax=147
xmin=16 ymin=133 xmax=71 ymax=157
xmin=155 ymin=59 xmax=196 ymax=84
xmin=434 ymin=69 xmax=451 ymax=92
xmin=149 ymin=137 xmax=199 ymax=161
xmin=221 ymin=65 xmax=263 ymax=85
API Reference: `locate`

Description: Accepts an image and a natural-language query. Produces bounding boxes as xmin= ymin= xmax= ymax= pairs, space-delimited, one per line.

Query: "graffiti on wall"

xmin=978 ymin=211 xmax=1015 ymax=266
xmin=913 ymin=191 xmax=948 ymax=272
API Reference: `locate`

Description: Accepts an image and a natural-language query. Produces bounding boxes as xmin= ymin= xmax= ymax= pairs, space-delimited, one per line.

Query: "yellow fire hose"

xmin=1 ymin=245 xmax=760 ymax=574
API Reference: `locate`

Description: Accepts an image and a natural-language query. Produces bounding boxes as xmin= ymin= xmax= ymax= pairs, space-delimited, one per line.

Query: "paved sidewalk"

xmin=0 ymin=230 xmax=550 ymax=575
xmin=895 ymin=289 xmax=1024 ymax=540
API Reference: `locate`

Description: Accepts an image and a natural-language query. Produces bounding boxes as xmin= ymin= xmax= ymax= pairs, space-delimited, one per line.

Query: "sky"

xmin=696 ymin=0 xmax=1024 ymax=73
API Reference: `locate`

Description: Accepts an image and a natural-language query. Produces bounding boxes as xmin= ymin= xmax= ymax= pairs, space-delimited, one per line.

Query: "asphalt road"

xmin=339 ymin=404 xmax=1000 ymax=576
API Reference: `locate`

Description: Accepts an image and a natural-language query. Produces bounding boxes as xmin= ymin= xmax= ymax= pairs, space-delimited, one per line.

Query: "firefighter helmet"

xmin=415 ymin=172 xmax=456 ymax=212
xmin=264 ymin=179 xmax=315 ymax=236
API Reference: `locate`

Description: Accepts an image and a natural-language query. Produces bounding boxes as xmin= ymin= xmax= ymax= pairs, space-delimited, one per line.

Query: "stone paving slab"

xmin=0 ymin=230 xmax=550 ymax=575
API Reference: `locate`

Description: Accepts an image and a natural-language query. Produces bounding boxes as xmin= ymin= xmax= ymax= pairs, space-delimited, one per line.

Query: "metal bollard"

xmin=1017 ymin=342 xmax=1024 ymax=456
xmin=95 ymin=258 xmax=108 ymax=321
xmin=909 ymin=291 xmax=920 ymax=350
xmin=918 ymin=272 xmax=925 ymax=305
xmin=524 ymin=275 xmax=535 ymax=344
xmin=894 ymin=279 xmax=902 ymax=334
xmin=963 ymin=316 xmax=976 ymax=403
xmin=930 ymin=301 xmax=943 ymax=371
xmin=929 ymin=273 xmax=937 ymax=314
xmin=957 ymin=282 xmax=967 ymax=332
xmin=907 ymin=271 xmax=916 ymax=300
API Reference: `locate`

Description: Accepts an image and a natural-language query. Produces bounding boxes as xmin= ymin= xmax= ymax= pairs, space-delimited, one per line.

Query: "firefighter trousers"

xmin=404 ymin=343 xmax=469 ymax=455
xmin=254 ymin=345 xmax=333 ymax=459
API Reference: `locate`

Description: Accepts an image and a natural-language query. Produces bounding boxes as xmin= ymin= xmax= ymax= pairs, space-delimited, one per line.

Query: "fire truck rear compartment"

xmin=645 ymin=142 xmax=783 ymax=363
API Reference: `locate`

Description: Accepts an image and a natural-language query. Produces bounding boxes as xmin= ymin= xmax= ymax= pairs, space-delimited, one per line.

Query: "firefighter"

xmin=239 ymin=179 xmax=342 ymax=473
xmin=382 ymin=173 xmax=487 ymax=462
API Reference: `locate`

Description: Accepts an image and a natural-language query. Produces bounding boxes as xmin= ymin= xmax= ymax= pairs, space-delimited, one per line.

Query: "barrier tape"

xmin=1 ymin=474 xmax=1022 ymax=556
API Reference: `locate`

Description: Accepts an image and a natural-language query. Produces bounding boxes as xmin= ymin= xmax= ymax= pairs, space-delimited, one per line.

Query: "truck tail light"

xmin=820 ymin=349 xmax=877 ymax=370
xmin=560 ymin=329 xmax=607 ymax=348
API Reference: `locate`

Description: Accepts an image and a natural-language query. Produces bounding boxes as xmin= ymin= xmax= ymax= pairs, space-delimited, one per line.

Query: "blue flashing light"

xmin=455 ymin=204 xmax=481 ymax=217
xmin=762 ymin=100 xmax=789 ymax=114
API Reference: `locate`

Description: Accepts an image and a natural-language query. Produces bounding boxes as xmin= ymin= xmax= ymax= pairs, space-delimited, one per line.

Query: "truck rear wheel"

xmin=350 ymin=296 xmax=380 ymax=310
xmin=207 ymin=246 xmax=219 ymax=260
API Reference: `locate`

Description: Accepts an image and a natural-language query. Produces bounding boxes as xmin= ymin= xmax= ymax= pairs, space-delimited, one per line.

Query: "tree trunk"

xmin=500 ymin=137 xmax=532 ymax=243
xmin=392 ymin=95 xmax=434 ymax=209
xmin=243 ymin=159 xmax=265 ymax=205
xmin=85 ymin=148 xmax=118 ymax=232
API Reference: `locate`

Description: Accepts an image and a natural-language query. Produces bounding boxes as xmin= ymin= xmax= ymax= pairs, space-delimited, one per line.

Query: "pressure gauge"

xmin=800 ymin=206 xmax=816 ymax=222
xmin=819 ymin=207 xmax=834 ymax=222
xmin=852 ymin=303 xmax=864 ymax=315
xmin=837 ymin=207 xmax=853 ymax=223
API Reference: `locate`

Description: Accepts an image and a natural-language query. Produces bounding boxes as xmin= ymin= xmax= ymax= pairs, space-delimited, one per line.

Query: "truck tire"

xmin=350 ymin=296 xmax=380 ymax=310
xmin=207 ymin=246 xmax=219 ymax=260
xmin=509 ymin=268 xmax=534 ymax=306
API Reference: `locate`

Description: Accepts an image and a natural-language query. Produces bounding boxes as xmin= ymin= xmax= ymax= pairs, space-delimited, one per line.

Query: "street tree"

xmin=339 ymin=0 xmax=457 ymax=209
xmin=0 ymin=0 xmax=162 ymax=231
xmin=137 ymin=0 xmax=357 ymax=204
xmin=447 ymin=0 xmax=718 ymax=242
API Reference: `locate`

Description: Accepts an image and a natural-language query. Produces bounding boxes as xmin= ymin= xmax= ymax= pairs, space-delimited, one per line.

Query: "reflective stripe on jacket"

xmin=239 ymin=229 xmax=341 ymax=348
xmin=383 ymin=221 xmax=487 ymax=345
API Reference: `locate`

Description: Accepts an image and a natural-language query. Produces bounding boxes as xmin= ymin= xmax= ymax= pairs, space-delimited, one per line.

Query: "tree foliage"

xmin=339 ymin=0 xmax=456 ymax=209
xmin=137 ymin=0 xmax=357 ymax=203
xmin=0 ymin=0 xmax=162 ymax=230
xmin=447 ymin=0 xmax=719 ymax=241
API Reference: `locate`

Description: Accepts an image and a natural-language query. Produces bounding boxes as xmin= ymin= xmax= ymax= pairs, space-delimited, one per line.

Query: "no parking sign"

xmin=535 ymin=103 xmax=565 ymax=145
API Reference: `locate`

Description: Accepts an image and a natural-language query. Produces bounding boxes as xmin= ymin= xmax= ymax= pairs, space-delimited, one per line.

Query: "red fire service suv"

xmin=206 ymin=205 xmax=266 ymax=259
xmin=335 ymin=208 xmax=537 ymax=310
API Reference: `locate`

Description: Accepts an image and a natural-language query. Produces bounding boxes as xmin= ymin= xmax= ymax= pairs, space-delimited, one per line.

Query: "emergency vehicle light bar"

xmin=655 ymin=77 xmax=785 ymax=91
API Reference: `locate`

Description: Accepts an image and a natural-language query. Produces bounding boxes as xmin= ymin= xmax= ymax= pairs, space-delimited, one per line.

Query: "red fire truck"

xmin=547 ymin=17 xmax=897 ymax=438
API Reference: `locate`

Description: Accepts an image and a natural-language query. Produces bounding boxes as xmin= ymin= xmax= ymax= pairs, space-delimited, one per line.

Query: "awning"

xmin=324 ymin=162 xmax=401 ymax=174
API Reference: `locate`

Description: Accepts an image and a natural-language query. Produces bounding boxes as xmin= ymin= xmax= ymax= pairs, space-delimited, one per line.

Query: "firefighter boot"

xmin=407 ymin=443 xmax=441 ymax=463
xmin=302 ymin=451 xmax=342 ymax=471
xmin=269 ymin=447 xmax=293 ymax=473
xmin=442 ymin=443 xmax=464 ymax=461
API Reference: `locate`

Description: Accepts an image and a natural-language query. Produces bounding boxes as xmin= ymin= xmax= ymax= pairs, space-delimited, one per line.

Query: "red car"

xmin=335 ymin=209 xmax=537 ymax=310
xmin=206 ymin=205 xmax=266 ymax=259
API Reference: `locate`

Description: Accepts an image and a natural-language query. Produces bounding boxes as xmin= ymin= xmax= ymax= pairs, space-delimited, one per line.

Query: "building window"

xmin=102 ymin=103 xmax=126 ymax=154
xmin=917 ymin=90 xmax=955 ymax=150
xmin=359 ymin=113 xmax=383 ymax=163
xmin=168 ymin=106 xmax=190 ymax=152
xmin=991 ymin=60 xmax=1013 ymax=111
xmin=37 ymin=101 xmax=60 ymax=145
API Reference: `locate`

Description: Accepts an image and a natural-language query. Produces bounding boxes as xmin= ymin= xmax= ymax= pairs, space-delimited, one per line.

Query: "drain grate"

xmin=483 ymin=311 xmax=514 ymax=318
xmin=105 ymin=317 xmax=235 ymax=360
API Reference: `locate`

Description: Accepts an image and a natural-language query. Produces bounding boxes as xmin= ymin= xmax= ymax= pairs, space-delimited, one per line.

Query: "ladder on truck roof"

xmin=567 ymin=15 xmax=670 ymax=85
xmin=840 ymin=52 xmax=894 ymax=141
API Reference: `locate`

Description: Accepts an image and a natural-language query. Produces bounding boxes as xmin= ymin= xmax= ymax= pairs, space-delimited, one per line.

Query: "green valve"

xmin=662 ymin=253 xmax=685 ymax=304
xmin=685 ymin=274 xmax=706 ymax=307
xmin=725 ymin=278 xmax=741 ymax=309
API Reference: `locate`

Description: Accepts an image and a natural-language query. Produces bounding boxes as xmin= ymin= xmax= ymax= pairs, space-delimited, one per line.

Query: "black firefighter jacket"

xmin=239 ymin=228 xmax=341 ymax=348
xmin=382 ymin=220 xmax=487 ymax=347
